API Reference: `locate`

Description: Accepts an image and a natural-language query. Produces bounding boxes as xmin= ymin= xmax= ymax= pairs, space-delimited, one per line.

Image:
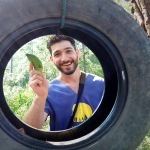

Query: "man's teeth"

xmin=63 ymin=62 xmax=72 ymax=66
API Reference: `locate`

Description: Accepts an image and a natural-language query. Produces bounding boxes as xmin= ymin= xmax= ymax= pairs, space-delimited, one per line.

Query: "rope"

xmin=60 ymin=0 xmax=67 ymax=28
xmin=57 ymin=0 xmax=67 ymax=35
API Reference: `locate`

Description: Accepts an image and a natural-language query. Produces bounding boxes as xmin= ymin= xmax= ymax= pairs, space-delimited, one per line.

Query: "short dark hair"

xmin=47 ymin=35 xmax=76 ymax=55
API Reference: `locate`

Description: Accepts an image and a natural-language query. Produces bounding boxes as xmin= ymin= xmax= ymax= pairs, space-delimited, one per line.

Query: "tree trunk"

xmin=82 ymin=44 xmax=86 ymax=73
xmin=130 ymin=0 xmax=150 ymax=37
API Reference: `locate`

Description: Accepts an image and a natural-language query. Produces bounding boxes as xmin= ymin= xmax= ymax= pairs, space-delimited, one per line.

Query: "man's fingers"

xmin=30 ymin=70 xmax=43 ymax=78
xmin=29 ymin=79 xmax=42 ymax=88
xmin=29 ymin=74 xmax=43 ymax=82
xmin=29 ymin=62 xmax=33 ymax=72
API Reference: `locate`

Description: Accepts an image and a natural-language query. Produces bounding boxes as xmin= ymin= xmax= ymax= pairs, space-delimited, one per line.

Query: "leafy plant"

xmin=4 ymin=84 xmax=34 ymax=120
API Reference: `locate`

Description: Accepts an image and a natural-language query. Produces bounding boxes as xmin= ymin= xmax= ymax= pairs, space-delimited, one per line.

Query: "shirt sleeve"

xmin=44 ymin=98 xmax=52 ymax=115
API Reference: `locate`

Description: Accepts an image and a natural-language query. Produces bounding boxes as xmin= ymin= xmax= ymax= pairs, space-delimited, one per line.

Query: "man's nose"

xmin=61 ymin=53 xmax=67 ymax=61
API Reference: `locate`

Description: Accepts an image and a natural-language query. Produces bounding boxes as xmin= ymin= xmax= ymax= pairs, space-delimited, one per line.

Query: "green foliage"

xmin=77 ymin=43 xmax=103 ymax=77
xmin=4 ymin=84 xmax=34 ymax=120
xmin=137 ymin=135 xmax=150 ymax=150
xmin=135 ymin=130 xmax=150 ymax=150
xmin=113 ymin=0 xmax=132 ymax=14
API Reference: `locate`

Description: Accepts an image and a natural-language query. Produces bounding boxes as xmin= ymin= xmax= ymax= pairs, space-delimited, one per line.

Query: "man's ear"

xmin=50 ymin=56 xmax=53 ymax=62
xmin=76 ymin=49 xmax=80 ymax=57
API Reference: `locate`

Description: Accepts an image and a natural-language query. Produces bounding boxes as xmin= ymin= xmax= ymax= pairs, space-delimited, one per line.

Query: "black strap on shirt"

xmin=67 ymin=71 xmax=86 ymax=129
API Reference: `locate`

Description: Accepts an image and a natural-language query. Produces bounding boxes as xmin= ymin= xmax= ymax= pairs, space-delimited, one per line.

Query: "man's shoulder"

xmin=47 ymin=79 xmax=63 ymax=94
xmin=48 ymin=79 xmax=61 ymax=88
xmin=85 ymin=73 xmax=104 ymax=92
xmin=49 ymin=78 xmax=58 ymax=84
xmin=87 ymin=73 xmax=104 ymax=82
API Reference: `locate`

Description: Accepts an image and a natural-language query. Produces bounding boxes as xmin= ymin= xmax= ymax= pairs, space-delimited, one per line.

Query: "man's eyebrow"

xmin=52 ymin=47 xmax=73 ymax=55
xmin=65 ymin=47 xmax=73 ymax=50
xmin=52 ymin=50 xmax=60 ymax=55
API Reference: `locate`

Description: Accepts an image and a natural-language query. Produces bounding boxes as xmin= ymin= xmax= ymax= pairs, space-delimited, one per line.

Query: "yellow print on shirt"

xmin=72 ymin=103 xmax=93 ymax=122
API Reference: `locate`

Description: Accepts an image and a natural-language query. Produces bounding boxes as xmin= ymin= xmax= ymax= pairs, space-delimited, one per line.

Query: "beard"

xmin=55 ymin=56 xmax=78 ymax=75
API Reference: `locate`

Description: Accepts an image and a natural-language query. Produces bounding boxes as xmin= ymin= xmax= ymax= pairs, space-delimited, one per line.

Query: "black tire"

xmin=0 ymin=0 xmax=150 ymax=149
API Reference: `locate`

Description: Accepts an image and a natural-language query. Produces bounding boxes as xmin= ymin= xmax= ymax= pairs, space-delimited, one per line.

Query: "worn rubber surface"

xmin=0 ymin=0 xmax=150 ymax=149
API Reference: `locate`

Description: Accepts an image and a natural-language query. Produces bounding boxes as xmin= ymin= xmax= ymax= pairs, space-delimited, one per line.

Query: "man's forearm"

xmin=23 ymin=96 xmax=47 ymax=129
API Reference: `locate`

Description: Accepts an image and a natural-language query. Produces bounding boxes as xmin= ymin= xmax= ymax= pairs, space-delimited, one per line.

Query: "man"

xmin=23 ymin=35 xmax=104 ymax=131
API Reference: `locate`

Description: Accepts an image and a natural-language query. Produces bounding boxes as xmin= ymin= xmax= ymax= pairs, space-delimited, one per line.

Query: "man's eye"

xmin=67 ymin=50 xmax=72 ymax=53
xmin=54 ymin=53 xmax=59 ymax=57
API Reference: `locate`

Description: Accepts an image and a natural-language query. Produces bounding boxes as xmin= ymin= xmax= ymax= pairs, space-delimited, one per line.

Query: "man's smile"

xmin=61 ymin=61 xmax=72 ymax=66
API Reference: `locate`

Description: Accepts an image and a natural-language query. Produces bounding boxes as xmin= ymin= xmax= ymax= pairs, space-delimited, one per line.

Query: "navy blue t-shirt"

xmin=44 ymin=74 xmax=104 ymax=131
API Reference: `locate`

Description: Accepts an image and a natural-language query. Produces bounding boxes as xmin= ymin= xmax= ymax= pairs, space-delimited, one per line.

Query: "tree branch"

xmin=139 ymin=0 xmax=150 ymax=37
xmin=131 ymin=0 xmax=145 ymax=29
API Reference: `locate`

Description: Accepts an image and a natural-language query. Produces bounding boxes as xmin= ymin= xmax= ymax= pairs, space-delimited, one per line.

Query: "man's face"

xmin=50 ymin=40 xmax=79 ymax=75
